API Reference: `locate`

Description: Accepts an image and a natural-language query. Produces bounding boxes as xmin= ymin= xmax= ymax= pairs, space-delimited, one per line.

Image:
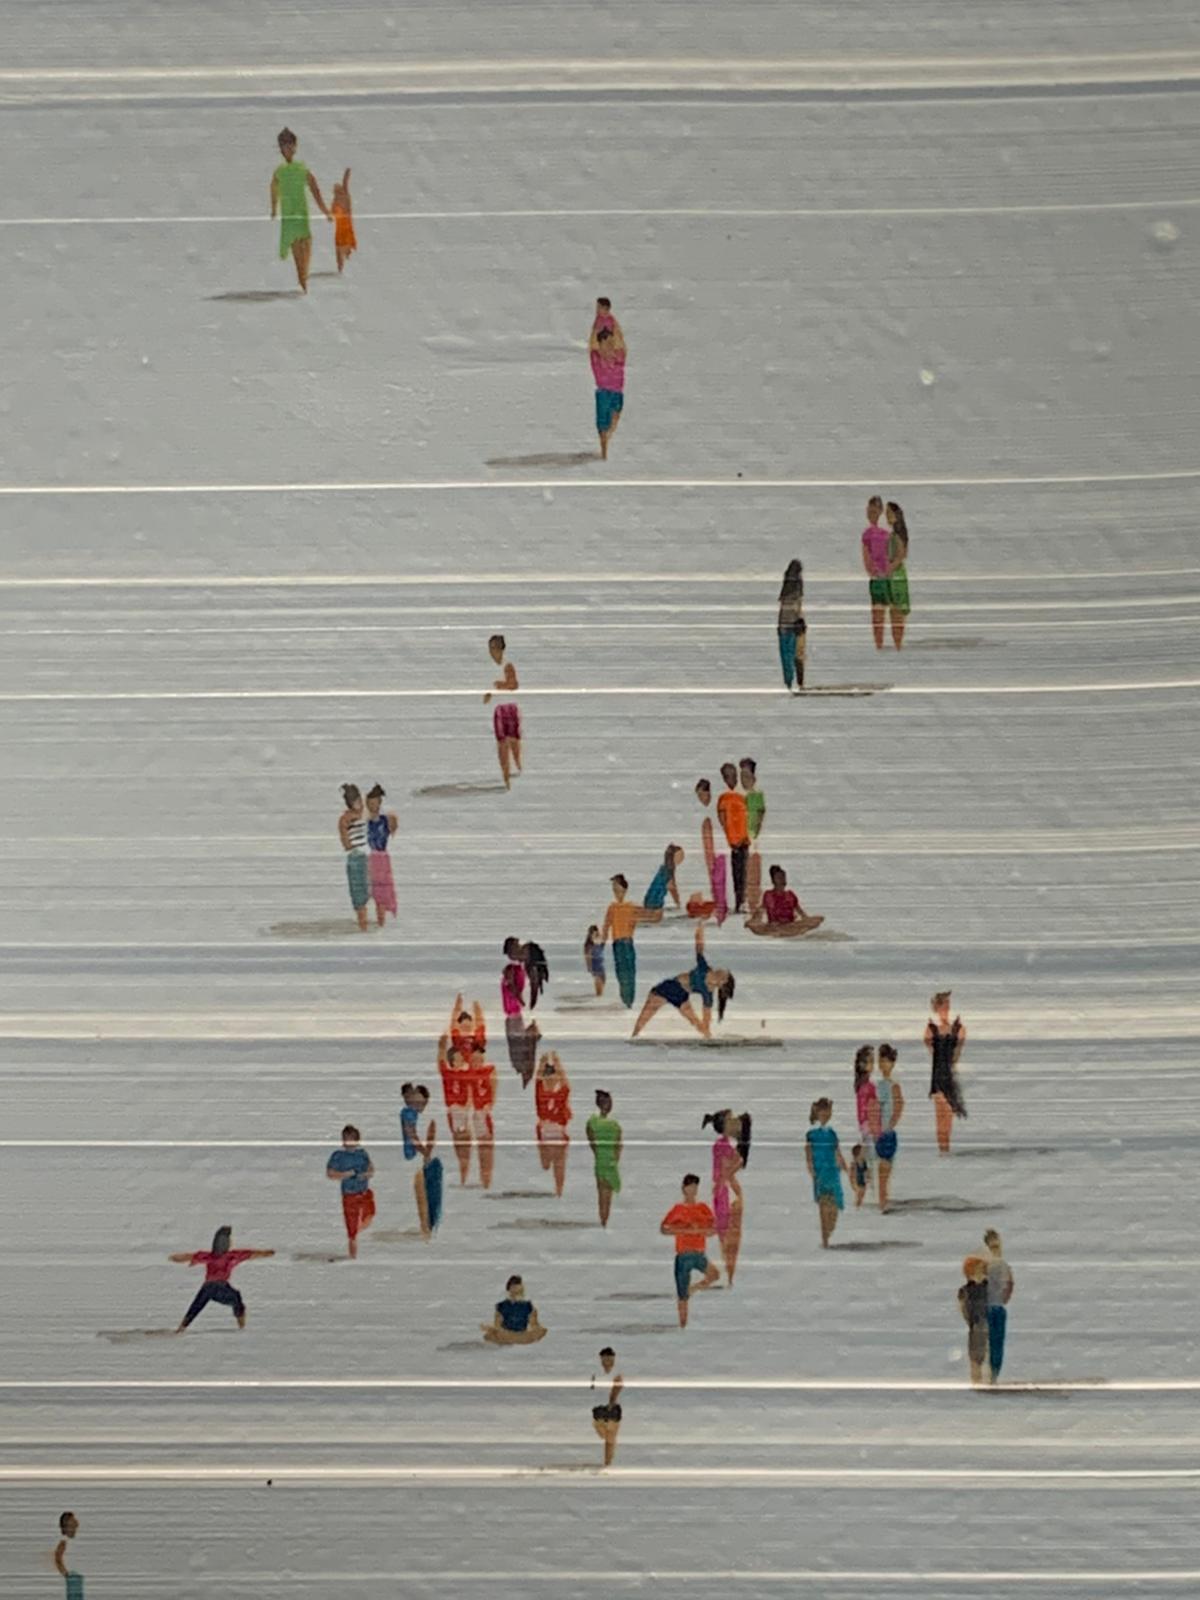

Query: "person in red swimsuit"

xmin=466 ymin=1049 xmax=498 ymax=1190
xmin=534 ymin=1051 xmax=573 ymax=1197
xmin=449 ymin=993 xmax=487 ymax=1065
xmin=438 ymin=1036 xmax=476 ymax=1186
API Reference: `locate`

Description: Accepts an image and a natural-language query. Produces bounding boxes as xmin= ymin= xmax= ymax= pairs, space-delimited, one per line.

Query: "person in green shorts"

xmin=586 ymin=1089 xmax=623 ymax=1226
xmin=270 ymin=127 xmax=331 ymax=294
xmin=739 ymin=757 xmax=766 ymax=913
xmin=884 ymin=500 xmax=912 ymax=648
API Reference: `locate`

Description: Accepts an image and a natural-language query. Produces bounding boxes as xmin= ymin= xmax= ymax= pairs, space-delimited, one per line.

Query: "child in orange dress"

xmin=331 ymin=168 xmax=357 ymax=273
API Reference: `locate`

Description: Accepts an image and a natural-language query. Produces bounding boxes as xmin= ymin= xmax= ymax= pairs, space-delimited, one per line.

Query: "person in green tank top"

xmin=585 ymin=1089 xmax=623 ymax=1226
xmin=270 ymin=127 xmax=331 ymax=294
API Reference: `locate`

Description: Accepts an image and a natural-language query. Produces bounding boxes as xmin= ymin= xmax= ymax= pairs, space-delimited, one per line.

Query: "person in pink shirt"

xmin=169 ymin=1225 xmax=274 ymax=1332
xmin=590 ymin=296 xmax=627 ymax=460
xmin=860 ymin=494 xmax=895 ymax=650
xmin=501 ymin=936 xmax=540 ymax=1087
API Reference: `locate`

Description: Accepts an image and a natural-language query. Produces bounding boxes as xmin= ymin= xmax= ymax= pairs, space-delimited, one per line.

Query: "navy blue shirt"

xmin=496 ymin=1298 xmax=533 ymax=1333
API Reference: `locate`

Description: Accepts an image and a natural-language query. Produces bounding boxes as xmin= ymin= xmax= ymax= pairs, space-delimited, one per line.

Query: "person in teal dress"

xmin=270 ymin=127 xmax=331 ymax=294
xmin=805 ymin=1097 xmax=850 ymax=1249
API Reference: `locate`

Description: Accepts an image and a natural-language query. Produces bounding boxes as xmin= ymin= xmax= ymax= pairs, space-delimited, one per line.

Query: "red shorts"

xmin=493 ymin=703 xmax=521 ymax=741
xmin=342 ymin=1188 xmax=376 ymax=1239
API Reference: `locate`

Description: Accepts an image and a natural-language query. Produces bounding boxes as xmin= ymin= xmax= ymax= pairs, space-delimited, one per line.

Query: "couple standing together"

xmin=860 ymin=495 xmax=912 ymax=650
xmin=696 ymin=760 xmax=765 ymax=922
xmin=337 ymin=783 xmax=399 ymax=931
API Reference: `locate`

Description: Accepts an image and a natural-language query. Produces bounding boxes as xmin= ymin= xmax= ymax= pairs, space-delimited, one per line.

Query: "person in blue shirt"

xmin=482 ymin=1273 xmax=547 ymax=1344
xmin=401 ymin=1083 xmax=443 ymax=1238
xmin=642 ymin=843 xmax=685 ymax=921
xmin=631 ymin=923 xmax=735 ymax=1040
xmin=325 ymin=1124 xmax=375 ymax=1259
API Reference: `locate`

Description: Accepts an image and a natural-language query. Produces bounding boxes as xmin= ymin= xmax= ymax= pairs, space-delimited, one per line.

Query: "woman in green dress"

xmin=270 ymin=127 xmax=331 ymax=294
xmin=885 ymin=500 xmax=912 ymax=649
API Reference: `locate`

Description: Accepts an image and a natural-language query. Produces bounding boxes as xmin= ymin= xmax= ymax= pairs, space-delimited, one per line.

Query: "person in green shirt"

xmin=270 ymin=127 xmax=331 ymax=294
xmin=585 ymin=1089 xmax=623 ymax=1226
xmin=740 ymin=757 xmax=766 ymax=915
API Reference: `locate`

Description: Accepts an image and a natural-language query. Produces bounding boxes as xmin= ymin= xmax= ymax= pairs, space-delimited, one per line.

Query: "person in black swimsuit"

xmin=925 ymin=989 xmax=967 ymax=1154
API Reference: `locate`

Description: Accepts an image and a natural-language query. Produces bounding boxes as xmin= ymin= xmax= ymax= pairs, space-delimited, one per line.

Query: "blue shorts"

xmin=674 ymin=1250 xmax=709 ymax=1301
xmin=596 ymin=389 xmax=624 ymax=433
xmin=652 ymin=977 xmax=690 ymax=1009
xmin=875 ymin=1130 xmax=898 ymax=1162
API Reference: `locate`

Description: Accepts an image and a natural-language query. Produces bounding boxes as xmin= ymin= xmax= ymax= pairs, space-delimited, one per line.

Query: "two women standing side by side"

xmin=338 ymin=782 xmax=397 ymax=930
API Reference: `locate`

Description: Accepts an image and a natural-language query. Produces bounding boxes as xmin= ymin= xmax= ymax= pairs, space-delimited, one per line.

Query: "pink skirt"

xmin=710 ymin=855 xmax=728 ymax=924
xmin=493 ymin=702 xmax=521 ymax=741
xmin=368 ymin=849 xmax=397 ymax=914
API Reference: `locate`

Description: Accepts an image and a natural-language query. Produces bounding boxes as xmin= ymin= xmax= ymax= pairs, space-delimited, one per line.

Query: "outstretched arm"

xmin=250 ymin=1249 xmax=276 ymax=1259
xmin=168 ymin=1252 xmax=193 ymax=1263
xmin=694 ymin=923 xmax=706 ymax=956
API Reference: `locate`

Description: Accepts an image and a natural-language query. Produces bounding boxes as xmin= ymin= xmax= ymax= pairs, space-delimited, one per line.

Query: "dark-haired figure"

xmin=704 ymin=1109 xmax=751 ymax=1287
xmin=958 ymin=1256 xmax=990 ymax=1385
xmin=631 ymin=924 xmax=735 ymax=1040
xmin=337 ymin=783 xmax=369 ymax=932
xmin=365 ymin=783 xmax=398 ymax=925
xmin=54 ymin=1512 xmax=82 ymax=1600
xmin=777 ymin=559 xmax=807 ymax=692
xmin=660 ymin=1174 xmax=720 ymax=1328
xmin=590 ymin=297 xmax=627 ymax=459
xmin=586 ymin=1090 xmax=623 ymax=1226
xmin=170 ymin=1227 xmax=274 ymax=1331
xmin=601 ymin=874 xmax=644 ymax=1009
xmin=746 ymin=864 xmax=824 ymax=937
xmin=861 ymin=494 xmax=892 ymax=650
xmin=483 ymin=634 xmax=521 ymax=789
xmin=694 ymin=779 xmax=728 ymax=923
xmin=591 ymin=1346 xmax=624 ymax=1466
xmin=854 ymin=1045 xmax=881 ymax=1187
xmin=449 ymin=993 xmax=487 ymax=1066
xmin=875 ymin=1044 xmax=904 ymax=1213
xmin=644 ymin=843 xmax=685 ymax=920
xmin=925 ymin=989 xmax=967 ymax=1154
xmin=884 ymin=501 xmax=911 ymax=648
xmin=805 ymin=1099 xmax=849 ymax=1248
xmin=716 ymin=763 xmax=751 ymax=915
xmin=740 ymin=759 xmax=766 ymax=914
xmin=482 ymin=1274 xmax=547 ymax=1344
xmin=270 ymin=127 xmax=330 ymax=294
xmin=583 ymin=924 xmax=607 ymax=996
xmin=401 ymin=1083 xmax=443 ymax=1237
xmin=501 ymin=938 xmax=540 ymax=1085
xmin=534 ymin=1051 xmax=572 ymax=1197
xmin=326 ymin=1124 xmax=375 ymax=1259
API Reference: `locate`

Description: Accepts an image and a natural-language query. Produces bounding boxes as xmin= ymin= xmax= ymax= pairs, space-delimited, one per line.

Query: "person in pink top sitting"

xmin=746 ymin=864 xmax=824 ymax=938
xmin=861 ymin=494 xmax=897 ymax=650
xmin=590 ymin=296 xmax=627 ymax=460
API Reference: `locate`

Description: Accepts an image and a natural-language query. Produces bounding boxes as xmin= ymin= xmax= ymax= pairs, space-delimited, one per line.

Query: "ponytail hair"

xmin=716 ymin=972 xmax=736 ymax=1022
xmin=211 ymin=1225 xmax=232 ymax=1255
xmin=853 ymin=1045 xmax=873 ymax=1091
xmin=736 ymin=1110 xmax=752 ymax=1168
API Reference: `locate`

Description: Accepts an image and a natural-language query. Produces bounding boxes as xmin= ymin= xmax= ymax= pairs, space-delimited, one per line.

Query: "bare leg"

xmin=356 ymin=905 xmax=369 ymax=933
xmin=678 ymin=1000 xmax=710 ymax=1038
xmin=721 ymin=1208 xmax=744 ymax=1286
xmin=599 ymin=431 xmax=609 ymax=460
xmin=452 ymin=1128 xmax=472 ymax=1184
xmin=818 ymin=1195 xmax=838 ymax=1247
xmin=891 ymin=609 xmax=906 ymax=649
xmin=496 ymin=740 xmax=512 ymax=790
xmin=677 ymin=1296 xmax=689 ymax=1329
xmin=631 ymin=993 xmax=665 ymax=1037
xmin=552 ymin=1144 xmax=568 ymax=1197
xmin=878 ymin=1159 xmax=892 ymax=1213
xmin=336 ymin=246 xmax=346 ymax=274
xmin=597 ymin=1181 xmax=613 ymax=1227
xmin=347 ymin=1231 xmax=358 ymax=1260
xmin=538 ymin=1135 xmax=554 ymax=1173
xmin=479 ymin=1131 xmax=495 ymax=1189
xmin=593 ymin=975 xmax=605 ymax=996
xmin=510 ymin=737 xmax=522 ymax=776
xmin=414 ymin=1169 xmax=431 ymax=1238
xmin=871 ymin=605 xmax=885 ymax=649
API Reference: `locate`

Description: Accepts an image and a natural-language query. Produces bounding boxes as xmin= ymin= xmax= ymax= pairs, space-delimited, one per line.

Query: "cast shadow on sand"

xmin=490 ymin=1217 xmax=596 ymax=1232
xmin=486 ymin=451 xmax=598 ymax=468
xmin=887 ymin=1197 xmax=1000 ymax=1215
xmin=907 ymin=637 xmax=995 ymax=651
xmin=629 ymin=1035 xmax=784 ymax=1050
xmin=369 ymin=1228 xmax=428 ymax=1243
xmin=207 ymin=289 xmax=302 ymax=303
xmin=830 ymin=1239 xmax=923 ymax=1252
xmin=412 ymin=781 xmax=510 ymax=799
xmin=263 ymin=917 xmax=365 ymax=939
xmin=583 ymin=1323 xmax=680 ymax=1337
xmin=951 ymin=1146 xmax=1057 ymax=1160
xmin=483 ymin=1190 xmax=556 ymax=1202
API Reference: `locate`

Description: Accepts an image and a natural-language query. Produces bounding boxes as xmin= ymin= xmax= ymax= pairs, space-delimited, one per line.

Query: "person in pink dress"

xmin=501 ymin=937 xmax=539 ymax=1086
xmin=365 ymin=784 xmax=399 ymax=925
xmin=589 ymin=297 xmax=627 ymax=460
xmin=853 ymin=1045 xmax=881 ymax=1186
xmin=703 ymin=1108 xmax=751 ymax=1287
xmin=860 ymin=495 xmax=895 ymax=650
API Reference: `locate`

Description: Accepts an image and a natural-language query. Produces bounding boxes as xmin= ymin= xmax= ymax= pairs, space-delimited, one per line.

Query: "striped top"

xmin=345 ymin=816 xmax=368 ymax=854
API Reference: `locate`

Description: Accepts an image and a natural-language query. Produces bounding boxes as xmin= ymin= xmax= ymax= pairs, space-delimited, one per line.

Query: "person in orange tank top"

xmin=331 ymin=168 xmax=357 ymax=273
xmin=534 ymin=1051 xmax=573 ymax=1197
xmin=716 ymin=762 xmax=751 ymax=913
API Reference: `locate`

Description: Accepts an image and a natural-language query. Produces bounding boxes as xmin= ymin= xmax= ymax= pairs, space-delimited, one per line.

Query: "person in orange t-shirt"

xmin=716 ymin=762 xmax=751 ymax=913
xmin=660 ymin=1173 xmax=720 ymax=1327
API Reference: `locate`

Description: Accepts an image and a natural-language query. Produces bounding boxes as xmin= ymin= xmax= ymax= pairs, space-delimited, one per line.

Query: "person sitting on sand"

xmin=745 ymin=864 xmax=824 ymax=937
xmin=482 ymin=1273 xmax=548 ymax=1344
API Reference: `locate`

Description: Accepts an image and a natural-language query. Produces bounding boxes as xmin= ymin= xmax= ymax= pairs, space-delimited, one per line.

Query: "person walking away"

xmin=695 ymin=779 xmax=728 ymax=923
xmin=860 ymin=495 xmax=892 ymax=650
xmin=805 ymin=1098 xmax=849 ymax=1248
xmin=337 ymin=783 xmax=370 ymax=932
xmin=326 ymin=1124 xmax=375 ymax=1258
xmin=483 ymin=634 xmax=522 ymax=789
xmin=270 ymin=127 xmax=330 ymax=294
xmin=591 ymin=1347 xmax=624 ymax=1466
xmin=365 ymin=783 xmax=398 ymax=925
xmin=331 ymin=167 xmax=357 ymax=273
xmin=776 ymin=559 xmax=807 ymax=692
xmin=660 ymin=1174 xmax=720 ymax=1328
xmin=716 ymin=762 xmax=751 ymax=914
xmin=590 ymin=297 xmax=627 ymax=459
xmin=958 ymin=1256 xmax=990 ymax=1385
xmin=586 ymin=1090 xmax=623 ymax=1226
xmin=884 ymin=501 xmax=911 ymax=648
xmin=875 ymin=1044 xmax=904 ymax=1213
xmin=925 ymin=990 xmax=968 ymax=1154
xmin=739 ymin=759 xmax=766 ymax=913
xmin=54 ymin=1513 xmax=83 ymax=1600
xmin=984 ymin=1228 xmax=1014 ymax=1383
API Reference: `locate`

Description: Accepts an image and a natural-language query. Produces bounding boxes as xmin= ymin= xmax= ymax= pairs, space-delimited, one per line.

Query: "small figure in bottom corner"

xmin=326 ymin=1123 xmax=376 ymax=1259
xmin=482 ymin=1273 xmax=548 ymax=1344
xmin=483 ymin=634 xmax=521 ymax=789
xmin=54 ymin=1512 xmax=83 ymax=1600
xmin=170 ymin=1226 xmax=275 ymax=1332
xmin=958 ymin=1256 xmax=990 ymax=1386
xmin=591 ymin=1346 xmax=624 ymax=1466
xmin=331 ymin=167 xmax=357 ymax=273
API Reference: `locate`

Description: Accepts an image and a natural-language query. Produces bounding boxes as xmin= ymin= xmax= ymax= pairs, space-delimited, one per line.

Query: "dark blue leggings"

xmin=182 ymin=1280 xmax=245 ymax=1327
